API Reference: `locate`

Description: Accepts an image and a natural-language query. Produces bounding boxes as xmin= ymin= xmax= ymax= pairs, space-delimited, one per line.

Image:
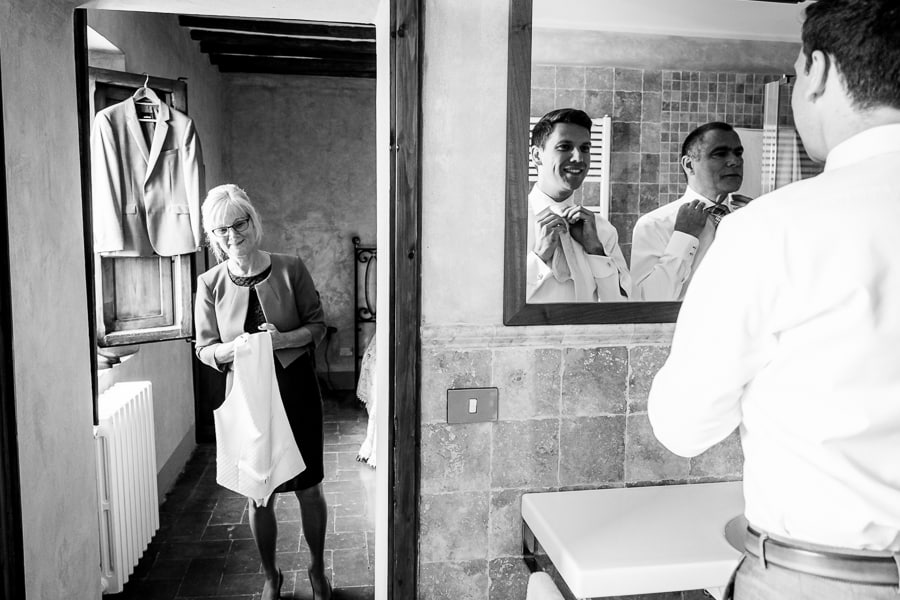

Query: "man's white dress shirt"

xmin=648 ymin=124 xmax=900 ymax=551
xmin=631 ymin=187 xmax=737 ymax=301
xmin=526 ymin=186 xmax=631 ymax=302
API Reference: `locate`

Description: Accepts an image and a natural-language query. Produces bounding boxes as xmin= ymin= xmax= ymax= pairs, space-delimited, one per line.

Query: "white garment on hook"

xmin=214 ymin=332 xmax=305 ymax=506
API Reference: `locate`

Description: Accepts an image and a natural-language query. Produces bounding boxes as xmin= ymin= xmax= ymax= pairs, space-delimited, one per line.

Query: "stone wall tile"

xmin=625 ymin=414 xmax=690 ymax=483
xmin=609 ymin=151 xmax=641 ymax=183
xmin=586 ymin=90 xmax=614 ymax=119
xmin=421 ymin=423 xmax=492 ymax=494
xmin=421 ymin=348 xmax=492 ymax=424
xmin=639 ymin=184 xmax=661 ymax=214
xmin=531 ymin=64 xmax=556 ymax=89
xmin=640 ymin=121 xmax=662 ymax=153
xmin=643 ymin=70 xmax=663 ymax=93
xmin=489 ymin=556 xmax=530 ymax=600
xmin=419 ymin=492 xmax=490 ymax=562
xmin=559 ymin=416 xmax=626 ymax=486
xmin=561 ymin=347 xmax=627 ymax=416
xmin=557 ymin=66 xmax=585 ymax=89
xmin=642 ymin=91 xmax=662 ymax=123
xmin=610 ymin=183 xmax=639 ymax=214
xmin=627 ymin=345 xmax=671 ymax=412
xmin=690 ymin=428 xmax=744 ymax=479
xmin=586 ymin=66 xmax=615 ymax=91
xmin=614 ymin=67 xmax=643 ymax=92
xmin=493 ymin=348 xmax=561 ymax=420
xmin=640 ymin=154 xmax=660 ymax=184
xmin=489 ymin=488 xmax=526 ymax=557
xmin=613 ymin=92 xmax=643 ymax=122
xmin=491 ymin=419 xmax=559 ymax=489
xmin=418 ymin=560 xmax=487 ymax=600
xmin=531 ymin=88 xmax=557 ymax=116
xmin=581 ymin=181 xmax=606 ymax=207
xmin=556 ymin=88 xmax=585 ymax=110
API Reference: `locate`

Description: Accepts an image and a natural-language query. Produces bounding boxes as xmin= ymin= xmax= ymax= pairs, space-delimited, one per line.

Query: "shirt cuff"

xmin=585 ymin=254 xmax=618 ymax=278
xmin=664 ymin=231 xmax=700 ymax=261
xmin=530 ymin=251 xmax=556 ymax=282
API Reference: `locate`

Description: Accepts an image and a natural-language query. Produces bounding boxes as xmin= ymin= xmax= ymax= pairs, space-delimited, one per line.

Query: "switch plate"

xmin=447 ymin=387 xmax=498 ymax=424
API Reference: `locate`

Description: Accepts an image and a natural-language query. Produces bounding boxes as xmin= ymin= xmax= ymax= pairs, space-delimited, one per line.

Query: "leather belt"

xmin=743 ymin=526 xmax=900 ymax=586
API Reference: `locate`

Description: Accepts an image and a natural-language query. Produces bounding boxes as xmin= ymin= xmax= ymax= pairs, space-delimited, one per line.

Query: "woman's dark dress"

xmin=230 ymin=265 xmax=324 ymax=491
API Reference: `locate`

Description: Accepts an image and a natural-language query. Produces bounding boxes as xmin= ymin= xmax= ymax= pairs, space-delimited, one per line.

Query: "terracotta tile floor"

xmin=109 ymin=391 xmax=376 ymax=600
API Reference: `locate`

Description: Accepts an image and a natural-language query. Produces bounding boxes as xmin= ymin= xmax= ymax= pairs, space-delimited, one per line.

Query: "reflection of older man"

xmin=526 ymin=108 xmax=630 ymax=303
xmin=631 ymin=122 xmax=751 ymax=301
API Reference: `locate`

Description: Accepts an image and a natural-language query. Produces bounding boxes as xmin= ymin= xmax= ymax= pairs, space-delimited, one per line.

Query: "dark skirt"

xmin=272 ymin=351 xmax=325 ymax=492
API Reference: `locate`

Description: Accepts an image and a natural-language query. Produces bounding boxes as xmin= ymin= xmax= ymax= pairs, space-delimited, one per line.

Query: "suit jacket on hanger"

xmin=90 ymin=96 xmax=204 ymax=257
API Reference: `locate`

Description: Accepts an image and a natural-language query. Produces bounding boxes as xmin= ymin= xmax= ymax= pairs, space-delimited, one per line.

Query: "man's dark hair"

xmin=680 ymin=121 xmax=735 ymax=161
xmin=801 ymin=0 xmax=900 ymax=110
xmin=530 ymin=108 xmax=592 ymax=149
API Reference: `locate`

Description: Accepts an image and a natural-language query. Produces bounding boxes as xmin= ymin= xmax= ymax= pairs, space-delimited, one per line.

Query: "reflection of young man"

xmin=526 ymin=108 xmax=630 ymax=303
xmin=631 ymin=122 xmax=751 ymax=301
xmin=649 ymin=1 xmax=900 ymax=598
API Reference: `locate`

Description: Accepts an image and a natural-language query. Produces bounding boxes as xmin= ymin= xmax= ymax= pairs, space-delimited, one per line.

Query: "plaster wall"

xmin=226 ymin=73 xmax=377 ymax=383
xmin=87 ymin=10 xmax=230 ymax=492
xmin=0 ymin=1 xmax=100 ymax=597
xmin=419 ymin=3 xmax=741 ymax=598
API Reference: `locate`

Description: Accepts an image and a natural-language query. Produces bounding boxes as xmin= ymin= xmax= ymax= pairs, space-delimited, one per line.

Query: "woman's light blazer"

xmin=194 ymin=253 xmax=326 ymax=378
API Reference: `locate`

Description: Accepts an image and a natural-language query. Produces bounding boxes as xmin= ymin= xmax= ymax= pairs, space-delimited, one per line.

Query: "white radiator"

xmin=94 ymin=381 xmax=159 ymax=594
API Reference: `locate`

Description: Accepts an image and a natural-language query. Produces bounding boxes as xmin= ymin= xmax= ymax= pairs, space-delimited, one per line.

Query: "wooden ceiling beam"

xmin=193 ymin=31 xmax=374 ymax=60
xmin=209 ymin=55 xmax=376 ymax=78
xmin=179 ymin=15 xmax=375 ymax=41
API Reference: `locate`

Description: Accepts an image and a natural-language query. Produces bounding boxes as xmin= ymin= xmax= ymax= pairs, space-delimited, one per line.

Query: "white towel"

xmin=214 ymin=332 xmax=305 ymax=506
xmin=525 ymin=572 xmax=565 ymax=600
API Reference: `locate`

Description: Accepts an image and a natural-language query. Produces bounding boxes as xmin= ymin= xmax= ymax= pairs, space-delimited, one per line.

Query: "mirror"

xmin=504 ymin=0 xmax=809 ymax=324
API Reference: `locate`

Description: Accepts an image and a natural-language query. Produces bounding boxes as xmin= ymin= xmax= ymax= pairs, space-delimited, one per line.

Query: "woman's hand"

xmin=259 ymin=323 xmax=289 ymax=350
xmin=213 ymin=332 xmax=249 ymax=364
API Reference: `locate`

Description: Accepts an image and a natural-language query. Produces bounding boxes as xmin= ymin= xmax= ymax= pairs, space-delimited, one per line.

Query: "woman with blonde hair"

xmin=194 ymin=184 xmax=331 ymax=600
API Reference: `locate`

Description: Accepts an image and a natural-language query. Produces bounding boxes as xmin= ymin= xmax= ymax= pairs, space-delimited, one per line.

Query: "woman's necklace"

xmin=228 ymin=252 xmax=268 ymax=277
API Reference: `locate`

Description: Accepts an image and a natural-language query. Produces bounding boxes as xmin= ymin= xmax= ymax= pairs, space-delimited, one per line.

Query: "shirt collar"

xmin=685 ymin=185 xmax=733 ymax=210
xmin=529 ymin=185 xmax=575 ymax=214
xmin=825 ymin=123 xmax=900 ymax=172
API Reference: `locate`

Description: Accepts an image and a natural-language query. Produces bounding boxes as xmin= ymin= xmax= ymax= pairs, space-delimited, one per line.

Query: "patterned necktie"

xmin=706 ymin=201 xmax=732 ymax=229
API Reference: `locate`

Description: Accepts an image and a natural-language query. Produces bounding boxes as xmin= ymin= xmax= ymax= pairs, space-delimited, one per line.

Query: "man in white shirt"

xmin=648 ymin=1 xmax=900 ymax=598
xmin=526 ymin=108 xmax=630 ymax=302
xmin=631 ymin=122 xmax=752 ymax=301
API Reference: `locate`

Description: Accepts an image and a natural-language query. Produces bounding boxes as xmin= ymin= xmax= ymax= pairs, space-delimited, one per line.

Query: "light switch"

xmin=447 ymin=387 xmax=498 ymax=424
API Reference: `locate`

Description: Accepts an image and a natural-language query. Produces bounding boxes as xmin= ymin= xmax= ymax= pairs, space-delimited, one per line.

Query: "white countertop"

xmin=521 ymin=481 xmax=745 ymax=598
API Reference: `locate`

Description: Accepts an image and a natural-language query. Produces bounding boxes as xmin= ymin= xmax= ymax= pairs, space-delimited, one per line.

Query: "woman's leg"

xmin=248 ymin=498 xmax=282 ymax=598
xmin=295 ymin=483 xmax=330 ymax=597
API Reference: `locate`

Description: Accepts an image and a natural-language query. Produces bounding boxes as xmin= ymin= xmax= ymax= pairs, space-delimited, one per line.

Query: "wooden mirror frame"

xmin=503 ymin=0 xmax=681 ymax=325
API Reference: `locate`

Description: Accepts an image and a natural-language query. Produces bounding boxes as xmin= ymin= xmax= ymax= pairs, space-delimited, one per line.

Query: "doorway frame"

xmin=0 ymin=53 xmax=27 ymax=599
xmin=387 ymin=0 xmax=421 ymax=596
xmin=74 ymin=0 xmax=422 ymax=596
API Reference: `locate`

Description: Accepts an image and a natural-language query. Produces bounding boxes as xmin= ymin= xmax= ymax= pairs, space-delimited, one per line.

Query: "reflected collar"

xmin=529 ymin=186 xmax=575 ymax=215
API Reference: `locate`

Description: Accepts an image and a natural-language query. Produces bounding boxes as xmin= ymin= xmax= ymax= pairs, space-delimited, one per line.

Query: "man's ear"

xmin=803 ymin=49 xmax=830 ymax=102
xmin=680 ymin=154 xmax=694 ymax=177
xmin=530 ymin=145 xmax=542 ymax=166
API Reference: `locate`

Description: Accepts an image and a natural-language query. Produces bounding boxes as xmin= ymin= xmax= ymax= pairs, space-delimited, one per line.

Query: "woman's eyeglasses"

xmin=210 ymin=217 xmax=251 ymax=238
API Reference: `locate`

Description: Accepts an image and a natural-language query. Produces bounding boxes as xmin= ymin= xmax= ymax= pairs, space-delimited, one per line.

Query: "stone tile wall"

xmin=531 ymin=64 xmax=779 ymax=264
xmin=417 ymin=326 xmax=743 ymax=600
